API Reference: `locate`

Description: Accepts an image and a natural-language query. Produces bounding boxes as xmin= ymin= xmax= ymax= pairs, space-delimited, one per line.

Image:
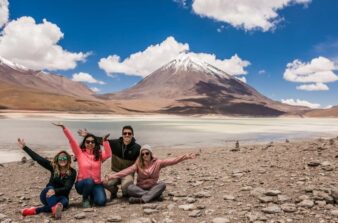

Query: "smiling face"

xmin=57 ymin=152 xmax=69 ymax=167
xmin=84 ymin=136 xmax=95 ymax=150
xmin=141 ymin=149 xmax=151 ymax=162
xmin=122 ymin=129 xmax=133 ymax=145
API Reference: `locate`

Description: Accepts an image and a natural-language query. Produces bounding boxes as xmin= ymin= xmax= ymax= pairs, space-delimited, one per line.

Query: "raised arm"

xmin=159 ymin=153 xmax=196 ymax=168
xmin=52 ymin=123 xmax=81 ymax=156
xmin=18 ymin=138 xmax=53 ymax=172
xmin=101 ymin=134 xmax=112 ymax=162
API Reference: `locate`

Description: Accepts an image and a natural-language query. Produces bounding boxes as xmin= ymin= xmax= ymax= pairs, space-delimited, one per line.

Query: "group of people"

xmin=18 ymin=123 xmax=196 ymax=219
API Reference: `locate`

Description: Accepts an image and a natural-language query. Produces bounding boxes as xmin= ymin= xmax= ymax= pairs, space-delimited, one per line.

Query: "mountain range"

xmin=0 ymin=55 xmax=336 ymax=117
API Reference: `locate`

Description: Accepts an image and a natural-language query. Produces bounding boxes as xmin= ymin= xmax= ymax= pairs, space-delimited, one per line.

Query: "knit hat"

xmin=140 ymin=144 xmax=153 ymax=154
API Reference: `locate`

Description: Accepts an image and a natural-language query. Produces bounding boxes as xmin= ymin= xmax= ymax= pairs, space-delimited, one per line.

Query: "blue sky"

xmin=0 ymin=0 xmax=337 ymax=108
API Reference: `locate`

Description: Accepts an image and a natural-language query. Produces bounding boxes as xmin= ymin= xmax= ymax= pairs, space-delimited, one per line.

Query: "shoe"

xmin=128 ymin=197 xmax=144 ymax=204
xmin=21 ymin=207 xmax=37 ymax=216
xmin=51 ymin=202 xmax=63 ymax=219
xmin=82 ymin=199 xmax=91 ymax=208
xmin=156 ymin=195 xmax=164 ymax=202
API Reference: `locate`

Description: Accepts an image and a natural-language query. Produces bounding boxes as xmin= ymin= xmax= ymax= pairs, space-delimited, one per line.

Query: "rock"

xmin=159 ymin=218 xmax=174 ymax=223
xmin=285 ymin=139 xmax=290 ymax=143
xmin=194 ymin=191 xmax=211 ymax=198
xmin=259 ymin=196 xmax=274 ymax=203
xmin=281 ymin=203 xmax=297 ymax=212
xmin=21 ymin=156 xmax=27 ymax=164
xmin=313 ymin=190 xmax=333 ymax=203
xmin=331 ymin=188 xmax=338 ymax=203
xmin=74 ymin=212 xmax=86 ymax=219
xmin=1 ymin=219 xmax=12 ymax=223
xmin=330 ymin=209 xmax=338 ymax=216
xmin=240 ymin=186 xmax=253 ymax=191
xmin=186 ymin=197 xmax=197 ymax=203
xmin=307 ymin=161 xmax=321 ymax=167
xmin=107 ymin=215 xmax=122 ymax=222
xmin=261 ymin=205 xmax=282 ymax=214
xmin=321 ymin=161 xmax=334 ymax=171
xmin=265 ymin=190 xmax=281 ymax=196
xmin=130 ymin=218 xmax=152 ymax=223
xmin=212 ymin=217 xmax=230 ymax=223
xmin=297 ymin=199 xmax=314 ymax=208
xmin=277 ymin=195 xmax=290 ymax=203
xmin=223 ymin=194 xmax=235 ymax=201
xmin=178 ymin=204 xmax=196 ymax=211
xmin=0 ymin=214 xmax=7 ymax=221
xmin=167 ymin=203 xmax=175 ymax=210
xmin=251 ymin=187 xmax=266 ymax=197
xmin=83 ymin=208 xmax=95 ymax=212
xmin=189 ymin=210 xmax=202 ymax=217
xmin=142 ymin=203 xmax=159 ymax=209
xmin=143 ymin=208 xmax=158 ymax=215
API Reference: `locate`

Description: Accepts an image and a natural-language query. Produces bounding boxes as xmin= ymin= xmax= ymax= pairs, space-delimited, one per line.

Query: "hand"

xmin=52 ymin=122 xmax=65 ymax=129
xmin=77 ymin=128 xmax=88 ymax=137
xmin=17 ymin=138 xmax=26 ymax=149
xmin=103 ymin=134 xmax=110 ymax=141
xmin=102 ymin=175 xmax=110 ymax=185
xmin=46 ymin=189 xmax=55 ymax=198
xmin=186 ymin=153 xmax=197 ymax=160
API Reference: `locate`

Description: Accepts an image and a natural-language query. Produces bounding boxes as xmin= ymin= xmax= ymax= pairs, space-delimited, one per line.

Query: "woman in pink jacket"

xmin=104 ymin=144 xmax=196 ymax=204
xmin=53 ymin=123 xmax=111 ymax=208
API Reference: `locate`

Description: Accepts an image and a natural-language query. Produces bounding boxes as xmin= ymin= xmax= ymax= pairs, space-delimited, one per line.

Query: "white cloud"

xmin=325 ymin=105 xmax=333 ymax=109
xmin=0 ymin=0 xmax=9 ymax=28
xmin=99 ymin=36 xmax=250 ymax=78
xmin=192 ymin=0 xmax=311 ymax=32
xmin=284 ymin=56 xmax=338 ymax=91
xmin=296 ymin=83 xmax=329 ymax=91
xmin=72 ymin=72 xmax=105 ymax=84
xmin=90 ymin=87 xmax=100 ymax=93
xmin=281 ymin=98 xmax=320 ymax=109
xmin=0 ymin=17 xmax=89 ymax=71
xmin=236 ymin=76 xmax=247 ymax=83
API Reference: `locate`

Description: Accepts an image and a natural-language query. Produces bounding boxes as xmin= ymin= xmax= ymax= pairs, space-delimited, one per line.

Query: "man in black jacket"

xmin=78 ymin=125 xmax=140 ymax=200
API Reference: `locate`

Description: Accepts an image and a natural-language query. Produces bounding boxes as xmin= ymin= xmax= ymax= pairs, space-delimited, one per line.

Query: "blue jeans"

xmin=75 ymin=178 xmax=106 ymax=206
xmin=36 ymin=186 xmax=68 ymax=214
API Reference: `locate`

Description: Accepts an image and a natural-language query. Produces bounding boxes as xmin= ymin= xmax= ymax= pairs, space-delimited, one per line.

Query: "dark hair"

xmin=80 ymin=134 xmax=100 ymax=161
xmin=122 ymin=125 xmax=134 ymax=135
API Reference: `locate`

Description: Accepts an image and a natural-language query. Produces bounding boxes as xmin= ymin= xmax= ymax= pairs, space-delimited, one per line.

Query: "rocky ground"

xmin=1 ymin=136 xmax=338 ymax=223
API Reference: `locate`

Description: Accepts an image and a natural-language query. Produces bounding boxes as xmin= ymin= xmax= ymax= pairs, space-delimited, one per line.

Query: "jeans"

xmin=36 ymin=186 xmax=68 ymax=214
xmin=75 ymin=178 xmax=106 ymax=206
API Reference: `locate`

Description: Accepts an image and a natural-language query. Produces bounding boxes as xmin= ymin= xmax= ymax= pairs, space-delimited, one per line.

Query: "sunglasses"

xmin=58 ymin=156 xmax=68 ymax=161
xmin=141 ymin=152 xmax=150 ymax=156
xmin=123 ymin=132 xmax=132 ymax=136
xmin=85 ymin=140 xmax=95 ymax=144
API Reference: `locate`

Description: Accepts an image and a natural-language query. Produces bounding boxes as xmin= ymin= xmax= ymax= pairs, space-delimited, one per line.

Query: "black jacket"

xmin=97 ymin=137 xmax=140 ymax=161
xmin=23 ymin=146 xmax=76 ymax=198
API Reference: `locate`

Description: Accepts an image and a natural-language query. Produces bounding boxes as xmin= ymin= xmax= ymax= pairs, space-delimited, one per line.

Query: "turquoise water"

xmin=1 ymin=116 xmax=337 ymax=163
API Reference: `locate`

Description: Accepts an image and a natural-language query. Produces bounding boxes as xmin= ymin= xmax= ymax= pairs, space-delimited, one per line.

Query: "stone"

xmin=212 ymin=217 xmax=230 ymax=223
xmin=107 ymin=215 xmax=122 ymax=222
xmin=261 ymin=205 xmax=282 ymax=214
xmin=0 ymin=214 xmax=7 ymax=220
xmin=265 ymin=190 xmax=281 ymax=196
xmin=297 ymin=199 xmax=314 ymax=208
xmin=281 ymin=203 xmax=297 ymax=213
xmin=258 ymin=196 xmax=273 ymax=203
xmin=129 ymin=218 xmax=152 ymax=223
xmin=186 ymin=197 xmax=197 ymax=203
xmin=189 ymin=210 xmax=202 ymax=217
xmin=143 ymin=209 xmax=158 ymax=215
xmin=277 ymin=195 xmax=290 ymax=203
xmin=307 ymin=161 xmax=321 ymax=167
xmin=74 ymin=212 xmax=86 ymax=219
xmin=330 ymin=209 xmax=338 ymax=216
xmin=223 ymin=194 xmax=235 ymax=200
xmin=178 ymin=204 xmax=195 ymax=211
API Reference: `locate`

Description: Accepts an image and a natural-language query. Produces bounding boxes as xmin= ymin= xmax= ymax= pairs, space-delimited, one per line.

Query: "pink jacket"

xmin=109 ymin=155 xmax=189 ymax=189
xmin=64 ymin=128 xmax=111 ymax=184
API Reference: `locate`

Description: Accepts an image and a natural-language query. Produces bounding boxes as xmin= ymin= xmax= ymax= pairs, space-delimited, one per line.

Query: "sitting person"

xmin=104 ymin=144 xmax=196 ymax=204
xmin=53 ymin=123 xmax=111 ymax=208
xmin=18 ymin=138 xmax=76 ymax=219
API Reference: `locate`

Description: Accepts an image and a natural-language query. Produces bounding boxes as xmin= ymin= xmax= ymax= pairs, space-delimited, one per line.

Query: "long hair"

xmin=135 ymin=149 xmax=154 ymax=169
xmin=80 ymin=134 xmax=101 ymax=161
xmin=52 ymin=150 xmax=72 ymax=177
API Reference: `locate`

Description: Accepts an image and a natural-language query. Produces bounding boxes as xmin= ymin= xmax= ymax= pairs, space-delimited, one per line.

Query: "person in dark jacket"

xmin=78 ymin=125 xmax=141 ymax=200
xmin=18 ymin=138 xmax=76 ymax=219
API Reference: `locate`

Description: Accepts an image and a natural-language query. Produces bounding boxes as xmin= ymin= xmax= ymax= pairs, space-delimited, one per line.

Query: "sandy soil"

xmin=1 ymin=136 xmax=338 ymax=223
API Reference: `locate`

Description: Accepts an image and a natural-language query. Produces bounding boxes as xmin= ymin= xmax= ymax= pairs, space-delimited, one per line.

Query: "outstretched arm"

xmin=18 ymin=138 xmax=53 ymax=172
xmin=105 ymin=164 xmax=137 ymax=181
xmin=52 ymin=122 xmax=81 ymax=157
xmin=101 ymin=134 xmax=112 ymax=162
xmin=159 ymin=153 xmax=197 ymax=168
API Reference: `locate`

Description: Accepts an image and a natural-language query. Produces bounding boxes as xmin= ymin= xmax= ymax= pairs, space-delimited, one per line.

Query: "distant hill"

xmin=105 ymin=54 xmax=308 ymax=116
xmin=304 ymin=106 xmax=338 ymax=118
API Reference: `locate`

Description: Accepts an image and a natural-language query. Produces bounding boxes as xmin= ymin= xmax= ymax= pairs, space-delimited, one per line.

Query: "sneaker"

xmin=128 ymin=197 xmax=144 ymax=204
xmin=21 ymin=207 xmax=37 ymax=216
xmin=82 ymin=199 xmax=91 ymax=208
xmin=51 ymin=202 xmax=63 ymax=219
